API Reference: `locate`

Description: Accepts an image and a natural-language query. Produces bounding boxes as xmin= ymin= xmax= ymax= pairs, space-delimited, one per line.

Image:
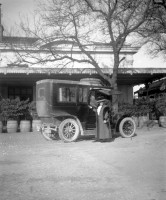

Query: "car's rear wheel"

xmin=59 ymin=118 xmax=80 ymax=142
xmin=119 ymin=117 xmax=136 ymax=138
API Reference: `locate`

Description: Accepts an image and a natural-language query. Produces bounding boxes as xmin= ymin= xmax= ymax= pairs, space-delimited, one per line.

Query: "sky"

xmin=0 ymin=0 xmax=36 ymax=32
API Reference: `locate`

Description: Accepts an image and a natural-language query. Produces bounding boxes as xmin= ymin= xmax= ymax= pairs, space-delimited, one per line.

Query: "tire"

xmin=119 ymin=117 xmax=136 ymax=138
xmin=41 ymin=126 xmax=59 ymax=141
xmin=59 ymin=119 xmax=80 ymax=142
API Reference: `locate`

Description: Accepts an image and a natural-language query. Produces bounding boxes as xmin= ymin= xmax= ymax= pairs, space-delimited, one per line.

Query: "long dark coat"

xmin=96 ymin=105 xmax=112 ymax=140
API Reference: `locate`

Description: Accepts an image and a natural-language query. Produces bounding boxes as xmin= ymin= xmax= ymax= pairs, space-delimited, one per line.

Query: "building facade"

xmin=0 ymin=35 xmax=139 ymax=103
xmin=1 ymin=6 xmax=166 ymax=104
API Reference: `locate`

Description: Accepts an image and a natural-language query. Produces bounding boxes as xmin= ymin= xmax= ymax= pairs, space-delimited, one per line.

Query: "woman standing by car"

xmin=96 ymin=99 xmax=112 ymax=141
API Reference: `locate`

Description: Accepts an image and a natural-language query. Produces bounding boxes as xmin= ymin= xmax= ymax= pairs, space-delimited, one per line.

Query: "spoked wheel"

xmin=59 ymin=119 xmax=80 ymax=142
xmin=41 ymin=125 xmax=59 ymax=141
xmin=119 ymin=117 xmax=136 ymax=138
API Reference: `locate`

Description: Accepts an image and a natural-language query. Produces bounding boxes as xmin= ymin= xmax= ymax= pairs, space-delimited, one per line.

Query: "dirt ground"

xmin=0 ymin=126 xmax=166 ymax=200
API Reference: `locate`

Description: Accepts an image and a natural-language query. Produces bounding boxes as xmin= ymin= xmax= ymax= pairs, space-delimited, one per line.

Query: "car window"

xmin=79 ymin=87 xmax=88 ymax=103
xmin=58 ymin=86 xmax=76 ymax=102
xmin=38 ymin=87 xmax=45 ymax=100
xmin=38 ymin=88 xmax=45 ymax=97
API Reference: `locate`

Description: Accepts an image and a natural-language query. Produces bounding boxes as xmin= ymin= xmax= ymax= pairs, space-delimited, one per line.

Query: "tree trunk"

xmin=111 ymin=56 xmax=119 ymax=115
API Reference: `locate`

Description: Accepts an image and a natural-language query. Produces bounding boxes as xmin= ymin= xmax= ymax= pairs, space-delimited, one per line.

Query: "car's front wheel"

xmin=59 ymin=118 xmax=80 ymax=142
xmin=119 ymin=117 xmax=136 ymax=138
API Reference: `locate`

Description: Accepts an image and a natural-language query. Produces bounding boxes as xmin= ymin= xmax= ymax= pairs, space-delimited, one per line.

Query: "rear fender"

xmin=52 ymin=114 xmax=83 ymax=136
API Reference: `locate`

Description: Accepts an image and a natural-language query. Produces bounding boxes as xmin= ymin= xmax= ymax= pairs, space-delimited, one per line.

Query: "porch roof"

xmin=1 ymin=66 xmax=166 ymax=74
xmin=0 ymin=67 xmax=166 ymax=86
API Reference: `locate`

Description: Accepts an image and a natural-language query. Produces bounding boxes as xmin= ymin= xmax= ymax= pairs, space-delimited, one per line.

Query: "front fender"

xmin=114 ymin=114 xmax=131 ymax=132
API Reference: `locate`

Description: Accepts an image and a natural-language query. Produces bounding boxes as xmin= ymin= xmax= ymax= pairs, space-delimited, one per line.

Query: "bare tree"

xmin=153 ymin=0 xmax=166 ymax=9
xmin=138 ymin=0 xmax=166 ymax=55
xmin=10 ymin=0 xmax=152 ymax=113
xmin=152 ymin=0 xmax=166 ymax=54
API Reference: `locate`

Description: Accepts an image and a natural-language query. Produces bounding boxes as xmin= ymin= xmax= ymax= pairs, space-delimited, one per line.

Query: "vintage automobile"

xmin=36 ymin=79 xmax=136 ymax=142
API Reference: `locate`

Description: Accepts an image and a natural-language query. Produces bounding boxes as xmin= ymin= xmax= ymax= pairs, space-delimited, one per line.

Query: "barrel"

xmin=7 ymin=120 xmax=18 ymax=133
xmin=0 ymin=121 xmax=3 ymax=133
xmin=159 ymin=116 xmax=166 ymax=128
xmin=32 ymin=120 xmax=41 ymax=132
xmin=138 ymin=116 xmax=149 ymax=128
xmin=20 ymin=120 xmax=31 ymax=132
xmin=132 ymin=117 xmax=139 ymax=128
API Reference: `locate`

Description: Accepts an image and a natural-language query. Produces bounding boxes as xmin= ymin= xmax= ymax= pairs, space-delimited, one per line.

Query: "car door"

xmin=76 ymin=86 xmax=89 ymax=123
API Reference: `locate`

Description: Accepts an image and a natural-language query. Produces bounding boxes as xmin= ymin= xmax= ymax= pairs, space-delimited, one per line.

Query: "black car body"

xmin=36 ymin=79 xmax=136 ymax=142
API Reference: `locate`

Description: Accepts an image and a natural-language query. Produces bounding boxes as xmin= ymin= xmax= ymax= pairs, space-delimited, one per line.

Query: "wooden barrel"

xmin=0 ymin=121 xmax=3 ymax=133
xmin=20 ymin=120 xmax=31 ymax=132
xmin=132 ymin=117 xmax=139 ymax=128
xmin=159 ymin=116 xmax=166 ymax=128
xmin=32 ymin=120 xmax=41 ymax=132
xmin=7 ymin=120 xmax=18 ymax=133
xmin=142 ymin=116 xmax=149 ymax=123
xmin=138 ymin=116 xmax=148 ymax=128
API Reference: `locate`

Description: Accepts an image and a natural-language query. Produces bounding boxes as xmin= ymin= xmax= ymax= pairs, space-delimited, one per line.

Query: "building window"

xmin=8 ymin=87 xmax=33 ymax=101
xmin=58 ymin=87 xmax=76 ymax=102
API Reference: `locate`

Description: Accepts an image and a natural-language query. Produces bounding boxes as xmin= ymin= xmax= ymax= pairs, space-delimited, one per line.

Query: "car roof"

xmin=36 ymin=79 xmax=112 ymax=89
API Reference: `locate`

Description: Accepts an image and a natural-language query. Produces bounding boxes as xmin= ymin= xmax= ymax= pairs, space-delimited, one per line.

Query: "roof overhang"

xmin=0 ymin=67 xmax=166 ymax=86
